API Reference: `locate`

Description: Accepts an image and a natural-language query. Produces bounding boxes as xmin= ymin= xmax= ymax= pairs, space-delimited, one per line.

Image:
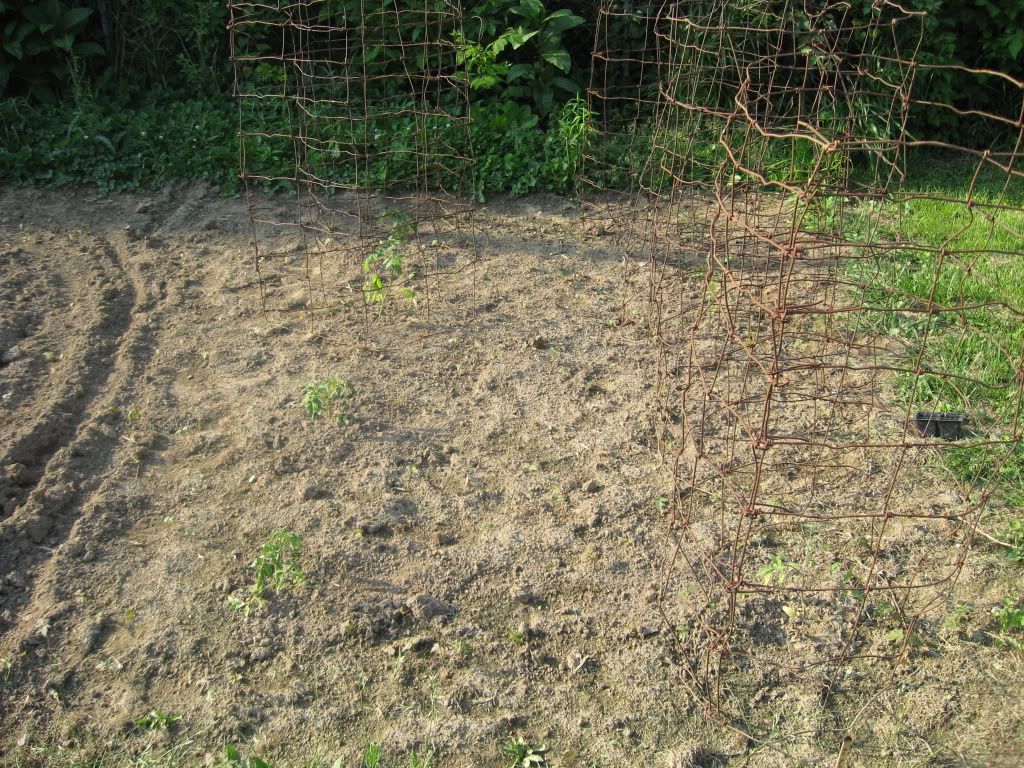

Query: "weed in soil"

xmin=228 ymin=530 xmax=305 ymax=615
xmin=991 ymin=598 xmax=1024 ymax=651
xmin=133 ymin=710 xmax=179 ymax=732
xmin=500 ymin=737 xmax=548 ymax=768
xmin=302 ymin=378 xmax=355 ymax=425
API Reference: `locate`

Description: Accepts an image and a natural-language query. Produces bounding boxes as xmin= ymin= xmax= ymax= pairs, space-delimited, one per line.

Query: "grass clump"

xmin=845 ymin=157 xmax=1024 ymax=504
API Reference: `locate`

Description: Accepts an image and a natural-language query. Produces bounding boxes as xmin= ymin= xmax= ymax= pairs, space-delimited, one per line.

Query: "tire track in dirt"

xmin=0 ymin=224 xmax=171 ymax=674
xmin=0 ymin=241 xmax=134 ymax=522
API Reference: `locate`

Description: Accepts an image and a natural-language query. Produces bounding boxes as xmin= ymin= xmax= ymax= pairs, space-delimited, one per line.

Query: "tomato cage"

xmin=628 ymin=0 xmax=1024 ymax=739
xmin=228 ymin=0 xmax=477 ymax=318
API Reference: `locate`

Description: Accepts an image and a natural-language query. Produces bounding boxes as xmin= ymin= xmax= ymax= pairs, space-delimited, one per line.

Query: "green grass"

xmin=846 ymin=155 xmax=1024 ymax=506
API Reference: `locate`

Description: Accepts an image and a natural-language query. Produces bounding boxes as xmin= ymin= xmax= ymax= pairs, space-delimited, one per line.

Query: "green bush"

xmin=3 ymin=0 xmax=1024 ymax=193
xmin=0 ymin=97 xmax=238 ymax=191
xmin=0 ymin=0 xmax=102 ymax=101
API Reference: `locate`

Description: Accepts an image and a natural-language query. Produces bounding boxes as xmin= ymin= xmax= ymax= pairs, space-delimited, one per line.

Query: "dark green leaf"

xmin=61 ymin=7 xmax=93 ymax=32
xmin=72 ymin=41 xmax=105 ymax=57
xmin=541 ymin=50 xmax=571 ymax=72
xmin=551 ymin=75 xmax=579 ymax=93
xmin=52 ymin=33 xmax=74 ymax=52
xmin=543 ymin=11 xmax=585 ymax=34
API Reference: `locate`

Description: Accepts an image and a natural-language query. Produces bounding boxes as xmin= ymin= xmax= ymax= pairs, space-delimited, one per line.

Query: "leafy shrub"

xmin=458 ymin=0 xmax=585 ymax=117
xmin=0 ymin=0 xmax=103 ymax=101
xmin=0 ymin=97 xmax=238 ymax=191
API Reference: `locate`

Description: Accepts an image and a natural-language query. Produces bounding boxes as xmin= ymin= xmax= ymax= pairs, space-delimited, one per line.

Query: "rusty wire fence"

xmin=584 ymin=0 xmax=1024 ymax=739
xmin=230 ymin=0 xmax=1024 ymax=745
xmin=228 ymin=0 xmax=478 ymax=320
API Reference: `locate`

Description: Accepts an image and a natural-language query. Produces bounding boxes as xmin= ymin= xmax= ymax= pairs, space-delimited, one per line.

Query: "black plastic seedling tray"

xmin=914 ymin=411 xmax=968 ymax=440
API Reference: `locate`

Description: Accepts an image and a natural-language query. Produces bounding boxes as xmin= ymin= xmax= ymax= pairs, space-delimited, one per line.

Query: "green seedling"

xmin=991 ymin=598 xmax=1024 ymax=651
xmin=1007 ymin=518 xmax=1024 ymax=562
xmin=228 ymin=530 xmax=305 ymax=615
xmin=363 ymin=212 xmax=417 ymax=312
xmin=756 ymin=552 xmax=798 ymax=586
xmin=224 ymin=745 xmax=273 ymax=768
xmin=500 ymin=737 xmax=548 ymax=768
xmin=302 ymin=377 xmax=355 ymax=425
xmin=941 ymin=603 xmax=970 ymax=635
xmin=451 ymin=638 xmax=472 ymax=657
xmin=362 ymin=743 xmax=381 ymax=768
xmin=506 ymin=626 xmax=527 ymax=645
xmin=133 ymin=710 xmax=179 ymax=731
xmin=409 ymin=748 xmax=433 ymax=768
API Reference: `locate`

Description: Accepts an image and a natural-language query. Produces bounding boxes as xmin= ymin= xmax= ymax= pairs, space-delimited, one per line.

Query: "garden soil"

xmin=0 ymin=184 xmax=1021 ymax=767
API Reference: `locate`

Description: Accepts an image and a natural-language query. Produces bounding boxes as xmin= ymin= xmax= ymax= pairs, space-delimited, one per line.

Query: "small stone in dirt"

xmin=5 ymin=464 xmax=31 ymax=484
xmin=583 ymin=479 xmax=601 ymax=494
xmin=299 ymin=484 xmax=330 ymax=502
xmin=249 ymin=644 xmax=277 ymax=662
xmin=358 ymin=520 xmax=391 ymax=538
xmin=407 ymin=594 xmax=455 ymax=621
xmin=1 ymin=347 xmax=22 ymax=364
xmin=397 ymin=634 xmax=437 ymax=655
xmin=510 ymin=584 xmax=541 ymax=606
xmin=26 ymin=514 xmax=53 ymax=544
xmin=422 ymin=447 xmax=448 ymax=467
xmin=80 ymin=618 xmax=105 ymax=653
xmin=527 ymin=335 xmax=548 ymax=350
xmin=433 ymin=531 xmax=456 ymax=547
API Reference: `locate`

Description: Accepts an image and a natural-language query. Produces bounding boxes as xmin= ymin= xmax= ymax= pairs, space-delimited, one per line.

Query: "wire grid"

xmin=228 ymin=0 xmax=477 ymax=318
xmin=227 ymin=0 xmax=1024 ymax=741
xmin=623 ymin=0 xmax=1024 ymax=733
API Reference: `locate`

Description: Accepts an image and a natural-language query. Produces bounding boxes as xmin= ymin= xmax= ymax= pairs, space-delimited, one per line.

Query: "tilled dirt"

xmin=0 ymin=184 xmax=1021 ymax=768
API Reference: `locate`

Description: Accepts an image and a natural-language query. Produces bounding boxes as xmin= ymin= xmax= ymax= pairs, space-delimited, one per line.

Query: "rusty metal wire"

xmin=228 ymin=0 xmax=477 ymax=320
xmin=586 ymin=0 xmax=1024 ymax=736
xmin=230 ymin=0 xmax=1024 ymax=743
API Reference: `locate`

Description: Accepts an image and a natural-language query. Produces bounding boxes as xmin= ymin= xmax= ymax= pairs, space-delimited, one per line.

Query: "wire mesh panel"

xmin=229 ymin=0 xmax=476 ymax=318
xmin=639 ymin=0 xmax=1024 ymax=736
xmin=227 ymin=0 xmax=1024 ymax=750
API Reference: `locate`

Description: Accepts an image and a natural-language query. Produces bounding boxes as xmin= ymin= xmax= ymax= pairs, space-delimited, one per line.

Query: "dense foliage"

xmin=1 ymin=0 xmax=1023 ymax=193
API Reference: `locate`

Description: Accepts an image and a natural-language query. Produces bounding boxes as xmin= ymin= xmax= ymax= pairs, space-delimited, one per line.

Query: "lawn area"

xmin=847 ymin=155 xmax=1024 ymax=530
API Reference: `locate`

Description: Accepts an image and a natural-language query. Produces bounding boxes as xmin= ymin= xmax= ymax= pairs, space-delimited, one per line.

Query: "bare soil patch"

xmin=0 ymin=185 xmax=1020 ymax=767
